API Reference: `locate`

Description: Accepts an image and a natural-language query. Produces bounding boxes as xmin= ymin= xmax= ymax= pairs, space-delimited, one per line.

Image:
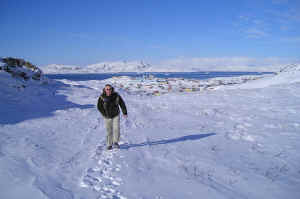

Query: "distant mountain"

xmin=41 ymin=60 xmax=207 ymax=74
xmin=42 ymin=61 xmax=153 ymax=74
xmin=41 ymin=64 xmax=84 ymax=74
xmin=41 ymin=59 xmax=300 ymax=74
xmin=86 ymin=60 xmax=151 ymax=73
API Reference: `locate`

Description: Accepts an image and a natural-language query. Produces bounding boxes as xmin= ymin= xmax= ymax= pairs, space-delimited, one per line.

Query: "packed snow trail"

xmin=1 ymin=70 xmax=300 ymax=199
xmin=81 ymin=145 xmax=126 ymax=199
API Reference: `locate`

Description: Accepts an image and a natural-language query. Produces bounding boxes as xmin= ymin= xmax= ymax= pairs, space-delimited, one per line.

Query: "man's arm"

xmin=97 ymin=97 xmax=106 ymax=117
xmin=118 ymin=95 xmax=127 ymax=115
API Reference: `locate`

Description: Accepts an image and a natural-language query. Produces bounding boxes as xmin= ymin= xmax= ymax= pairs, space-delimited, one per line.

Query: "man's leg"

xmin=112 ymin=115 xmax=120 ymax=145
xmin=105 ymin=118 xmax=113 ymax=148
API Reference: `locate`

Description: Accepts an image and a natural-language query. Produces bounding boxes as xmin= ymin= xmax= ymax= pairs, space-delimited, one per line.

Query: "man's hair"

xmin=103 ymin=84 xmax=114 ymax=93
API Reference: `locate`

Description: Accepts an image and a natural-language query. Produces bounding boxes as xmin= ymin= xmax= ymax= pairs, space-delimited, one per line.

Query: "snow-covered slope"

xmin=235 ymin=63 xmax=300 ymax=89
xmin=1 ymin=57 xmax=44 ymax=80
xmin=1 ymin=63 xmax=299 ymax=199
xmin=0 ymin=57 xmax=49 ymax=94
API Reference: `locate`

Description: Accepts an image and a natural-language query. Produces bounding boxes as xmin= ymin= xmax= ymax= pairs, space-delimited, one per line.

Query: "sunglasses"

xmin=105 ymin=88 xmax=112 ymax=91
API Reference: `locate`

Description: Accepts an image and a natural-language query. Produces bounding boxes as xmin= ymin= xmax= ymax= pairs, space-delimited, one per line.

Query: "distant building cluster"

xmin=106 ymin=75 xmax=262 ymax=96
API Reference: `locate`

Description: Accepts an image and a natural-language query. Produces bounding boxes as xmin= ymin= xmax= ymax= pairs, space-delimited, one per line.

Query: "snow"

xmin=1 ymin=64 xmax=300 ymax=199
xmin=41 ymin=64 xmax=84 ymax=74
xmin=41 ymin=59 xmax=280 ymax=74
xmin=235 ymin=64 xmax=300 ymax=89
xmin=42 ymin=61 xmax=151 ymax=74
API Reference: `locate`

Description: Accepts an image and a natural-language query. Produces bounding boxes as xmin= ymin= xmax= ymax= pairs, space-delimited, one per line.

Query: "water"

xmin=46 ymin=72 xmax=273 ymax=81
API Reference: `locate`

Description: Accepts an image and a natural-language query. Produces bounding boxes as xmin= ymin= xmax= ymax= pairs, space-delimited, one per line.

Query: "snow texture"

xmin=1 ymin=63 xmax=300 ymax=199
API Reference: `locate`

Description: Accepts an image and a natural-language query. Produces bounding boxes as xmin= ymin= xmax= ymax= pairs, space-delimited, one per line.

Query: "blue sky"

xmin=1 ymin=0 xmax=299 ymax=66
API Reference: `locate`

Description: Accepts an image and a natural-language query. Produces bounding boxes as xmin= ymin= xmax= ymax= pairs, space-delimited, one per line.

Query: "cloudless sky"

xmin=1 ymin=0 xmax=299 ymax=66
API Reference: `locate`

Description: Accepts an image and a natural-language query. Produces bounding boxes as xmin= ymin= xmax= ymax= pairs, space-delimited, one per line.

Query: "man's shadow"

xmin=121 ymin=133 xmax=216 ymax=149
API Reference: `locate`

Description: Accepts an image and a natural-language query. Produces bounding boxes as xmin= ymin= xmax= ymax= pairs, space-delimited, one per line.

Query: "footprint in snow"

xmin=81 ymin=144 xmax=126 ymax=199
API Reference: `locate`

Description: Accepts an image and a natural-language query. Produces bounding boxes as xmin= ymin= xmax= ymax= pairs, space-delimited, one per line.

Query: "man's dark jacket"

xmin=97 ymin=90 xmax=127 ymax=119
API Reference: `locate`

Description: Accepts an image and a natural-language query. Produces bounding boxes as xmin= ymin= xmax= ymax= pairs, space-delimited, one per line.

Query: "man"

xmin=97 ymin=84 xmax=127 ymax=150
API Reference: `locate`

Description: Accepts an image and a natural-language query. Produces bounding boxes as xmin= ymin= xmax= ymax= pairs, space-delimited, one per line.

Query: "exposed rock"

xmin=1 ymin=57 xmax=43 ymax=81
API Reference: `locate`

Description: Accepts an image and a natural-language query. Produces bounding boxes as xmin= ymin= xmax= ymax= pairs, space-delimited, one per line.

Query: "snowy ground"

xmin=1 ymin=66 xmax=300 ymax=199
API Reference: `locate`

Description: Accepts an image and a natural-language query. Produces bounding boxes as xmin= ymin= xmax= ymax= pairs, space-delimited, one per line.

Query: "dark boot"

xmin=114 ymin=143 xmax=120 ymax=149
xmin=107 ymin=146 xmax=113 ymax=150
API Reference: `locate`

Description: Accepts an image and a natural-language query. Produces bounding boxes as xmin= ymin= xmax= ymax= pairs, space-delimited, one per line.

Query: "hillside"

xmin=0 ymin=62 xmax=299 ymax=199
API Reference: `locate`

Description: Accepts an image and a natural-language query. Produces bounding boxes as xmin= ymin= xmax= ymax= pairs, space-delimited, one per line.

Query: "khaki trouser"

xmin=104 ymin=115 xmax=120 ymax=147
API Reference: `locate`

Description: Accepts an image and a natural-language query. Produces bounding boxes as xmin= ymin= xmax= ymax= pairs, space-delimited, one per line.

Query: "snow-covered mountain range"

xmin=42 ymin=59 xmax=293 ymax=74
xmin=42 ymin=61 xmax=152 ymax=74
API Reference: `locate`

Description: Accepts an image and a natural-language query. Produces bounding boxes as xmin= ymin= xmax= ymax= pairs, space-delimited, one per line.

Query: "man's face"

xmin=105 ymin=86 xmax=112 ymax=96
